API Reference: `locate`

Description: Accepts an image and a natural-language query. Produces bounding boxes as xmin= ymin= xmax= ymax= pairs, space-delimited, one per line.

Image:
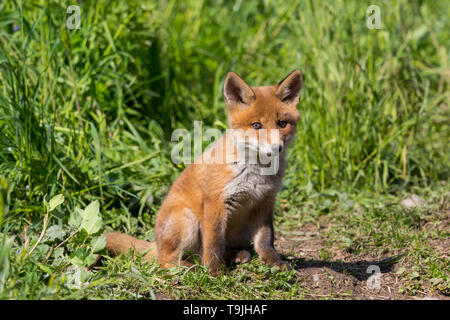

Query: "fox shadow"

xmin=288 ymin=255 xmax=401 ymax=281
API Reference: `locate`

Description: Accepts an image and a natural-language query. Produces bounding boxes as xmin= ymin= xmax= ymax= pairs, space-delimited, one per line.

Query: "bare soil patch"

xmin=275 ymin=224 xmax=449 ymax=300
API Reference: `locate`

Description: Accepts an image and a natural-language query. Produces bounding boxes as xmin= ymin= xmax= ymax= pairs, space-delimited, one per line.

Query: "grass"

xmin=0 ymin=0 xmax=448 ymax=299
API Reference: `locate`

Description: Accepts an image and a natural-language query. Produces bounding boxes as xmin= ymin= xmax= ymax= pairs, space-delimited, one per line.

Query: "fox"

xmin=105 ymin=69 xmax=303 ymax=275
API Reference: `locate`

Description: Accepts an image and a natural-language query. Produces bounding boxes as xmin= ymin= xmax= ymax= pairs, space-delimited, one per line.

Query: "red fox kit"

xmin=105 ymin=70 xmax=303 ymax=274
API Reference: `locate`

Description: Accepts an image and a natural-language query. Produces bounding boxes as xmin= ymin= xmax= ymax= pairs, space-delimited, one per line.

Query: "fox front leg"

xmin=201 ymin=202 xmax=228 ymax=275
xmin=253 ymin=214 xmax=291 ymax=270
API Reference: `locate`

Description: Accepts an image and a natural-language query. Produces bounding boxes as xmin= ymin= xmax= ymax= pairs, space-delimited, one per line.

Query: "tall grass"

xmin=0 ymin=0 xmax=448 ymax=227
xmin=0 ymin=0 xmax=448 ymax=300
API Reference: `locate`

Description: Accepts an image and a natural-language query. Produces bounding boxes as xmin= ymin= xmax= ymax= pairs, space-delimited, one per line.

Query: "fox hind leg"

xmin=156 ymin=208 xmax=201 ymax=268
xmin=224 ymin=249 xmax=252 ymax=265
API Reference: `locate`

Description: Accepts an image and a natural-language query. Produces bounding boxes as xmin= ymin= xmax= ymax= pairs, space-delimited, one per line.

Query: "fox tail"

xmin=105 ymin=232 xmax=157 ymax=261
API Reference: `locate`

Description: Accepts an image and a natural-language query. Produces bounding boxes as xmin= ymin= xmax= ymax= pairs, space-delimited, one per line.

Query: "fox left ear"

xmin=276 ymin=70 xmax=303 ymax=105
xmin=223 ymin=71 xmax=256 ymax=107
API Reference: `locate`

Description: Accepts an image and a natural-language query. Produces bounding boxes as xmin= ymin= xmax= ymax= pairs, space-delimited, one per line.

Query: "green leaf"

xmin=50 ymin=247 xmax=67 ymax=267
xmin=31 ymin=244 xmax=50 ymax=259
xmin=44 ymin=225 xmax=67 ymax=242
xmin=430 ymin=278 xmax=443 ymax=285
xmin=0 ymin=176 xmax=7 ymax=227
xmin=68 ymin=208 xmax=83 ymax=229
xmin=65 ymin=265 xmax=92 ymax=289
xmin=270 ymin=266 xmax=281 ymax=274
xmin=396 ymin=267 xmax=406 ymax=275
xmin=85 ymin=253 xmax=98 ymax=267
xmin=306 ymin=181 xmax=313 ymax=196
xmin=70 ymin=248 xmax=88 ymax=267
xmin=342 ymin=237 xmax=352 ymax=247
xmin=91 ymin=234 xmax=106 ymax=253
xmin=70 ymin=248 xmax=97 ymax=267
xmin=0 ymin=236 xmax=14 ymax=286
xmin=80 ymin=200 xmax=103 ymax=235
xmin=36 ymin=262 xmax=53 ymax=274
xmin=47 ymin=194 xmax=64 ymax=212
xmin=0 ymin=192 xmax=4 ymax=228
xmin=80 ymin=200 xmax=99 ymax=219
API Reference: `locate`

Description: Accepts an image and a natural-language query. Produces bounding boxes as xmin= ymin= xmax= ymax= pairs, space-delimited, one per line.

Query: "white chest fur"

xmin=223 ymin=159 xmax=285 ymax=213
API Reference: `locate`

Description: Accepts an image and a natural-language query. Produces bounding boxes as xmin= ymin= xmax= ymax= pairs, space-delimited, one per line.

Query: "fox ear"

xmin=224 ymin=72 xmax=255 ymax=106
xmin=276 ymin=70 xmax=303 ymax=104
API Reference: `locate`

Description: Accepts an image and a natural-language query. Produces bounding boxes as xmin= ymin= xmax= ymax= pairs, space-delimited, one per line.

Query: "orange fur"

xmin=105 ymin=70 xmax=303 ymax=275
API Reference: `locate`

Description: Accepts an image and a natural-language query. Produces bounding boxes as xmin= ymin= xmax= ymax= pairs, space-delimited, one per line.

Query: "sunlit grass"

xmin=0 ymin=0 xmax=448 ymax=299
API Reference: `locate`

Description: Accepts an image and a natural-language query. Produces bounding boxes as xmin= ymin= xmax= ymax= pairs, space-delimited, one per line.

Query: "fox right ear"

xmin=223 ymin=72 xmax=255 ymax=106
xmin=276 ymin=70 xmax=303 ymax=105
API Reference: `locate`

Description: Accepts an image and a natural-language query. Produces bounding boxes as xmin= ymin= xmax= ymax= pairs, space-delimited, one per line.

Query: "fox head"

xmin=223 ymin=70 xmax=303 ymax=159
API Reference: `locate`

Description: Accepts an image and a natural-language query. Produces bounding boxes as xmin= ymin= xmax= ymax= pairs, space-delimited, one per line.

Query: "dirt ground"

xmin=275 ymin=223 xmax=449 ymax=300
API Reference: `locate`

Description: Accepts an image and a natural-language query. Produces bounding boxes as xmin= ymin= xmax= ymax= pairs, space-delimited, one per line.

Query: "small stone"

xmin=400 ymin=195 xmax=424 ymax=209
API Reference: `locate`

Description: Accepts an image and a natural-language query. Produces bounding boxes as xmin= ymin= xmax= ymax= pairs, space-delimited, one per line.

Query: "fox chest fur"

xmin=223 ymin=160 xmax=285 ymax=211
xmin=220 ymin=158 xmax=286 ymax=248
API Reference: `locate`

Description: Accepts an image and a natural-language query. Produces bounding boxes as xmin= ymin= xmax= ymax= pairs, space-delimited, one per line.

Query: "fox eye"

xmin=278 ymin=120 xmax=287 ymax=128
xmin=251 ymin=122 xmax=263 ymax=130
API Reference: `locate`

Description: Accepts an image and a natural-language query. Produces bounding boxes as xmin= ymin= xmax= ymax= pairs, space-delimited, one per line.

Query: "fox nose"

xmin=266 ymin=144 xmax=282 ymax=157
